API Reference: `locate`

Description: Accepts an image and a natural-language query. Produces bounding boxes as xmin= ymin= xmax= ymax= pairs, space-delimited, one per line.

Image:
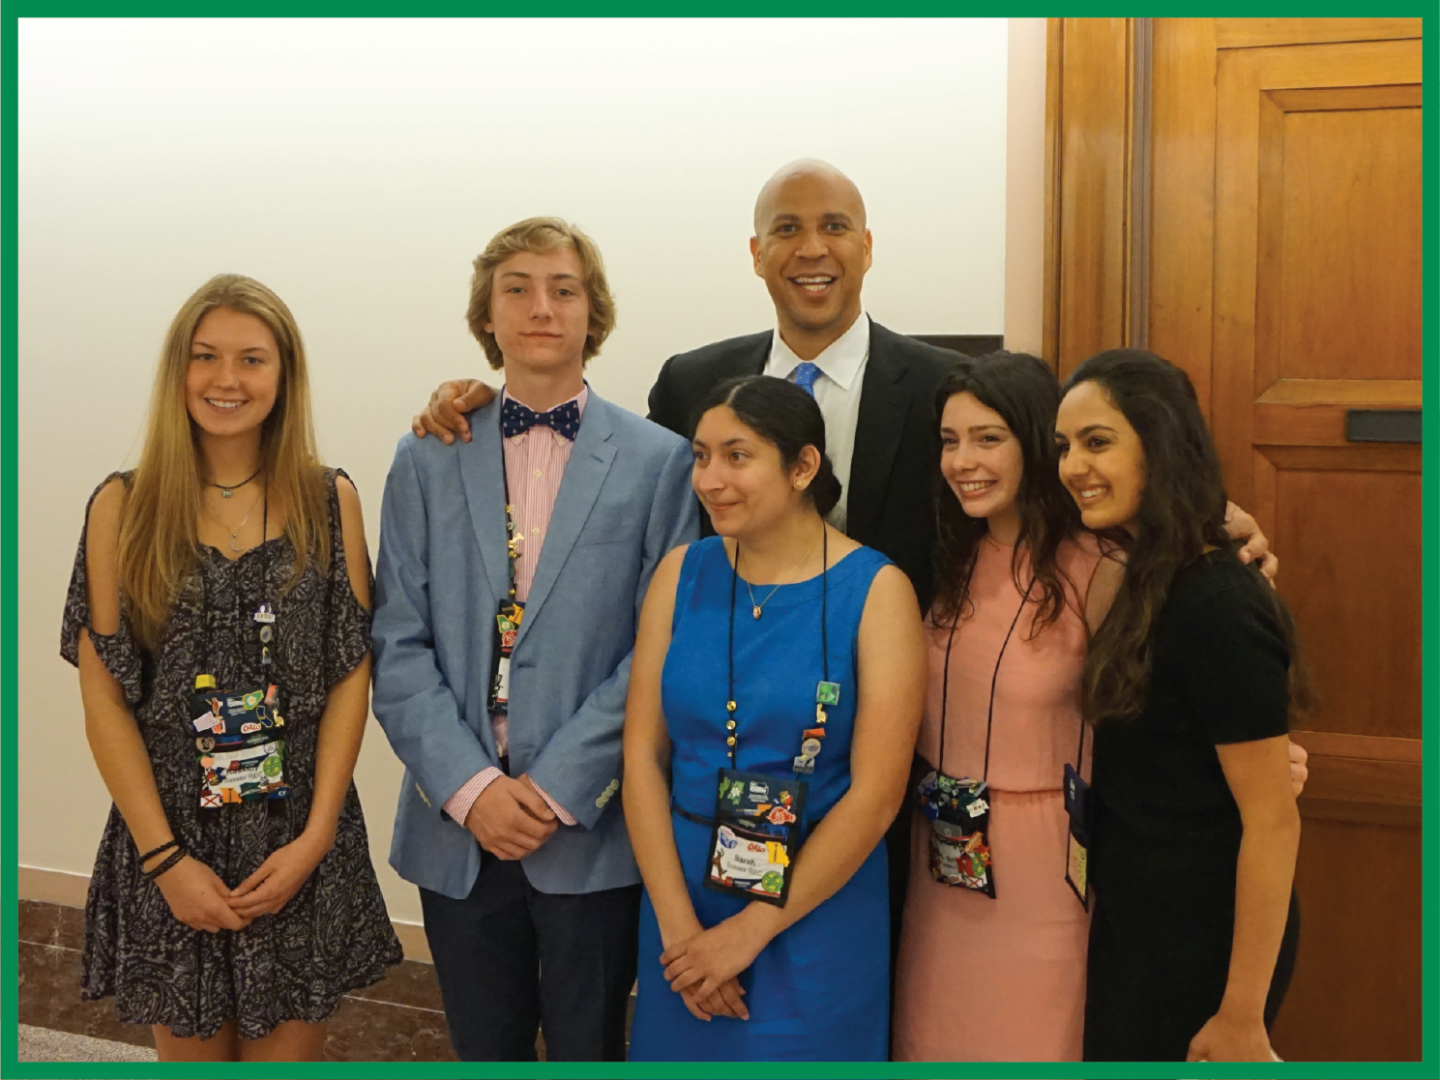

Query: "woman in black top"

xmin=1053 ymin=350 xmax=1305 ymax=1063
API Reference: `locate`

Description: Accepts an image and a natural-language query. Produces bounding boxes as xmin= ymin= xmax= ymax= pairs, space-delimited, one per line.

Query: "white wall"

xmin=17 ymin=17 xmax=1016 ymax=927
xmin=1004 ymin=16 xmax=1049 ymax=356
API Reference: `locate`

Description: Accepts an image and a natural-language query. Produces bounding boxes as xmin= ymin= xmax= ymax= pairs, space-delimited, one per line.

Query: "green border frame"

xmin=2 ymin=5 xmax=1434 ymax=1078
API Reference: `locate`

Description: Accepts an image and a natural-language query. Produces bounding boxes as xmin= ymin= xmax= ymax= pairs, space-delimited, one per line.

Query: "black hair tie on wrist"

xmin=137 ymin=839 xmax=178 ymax=865
xmin=143 ymin=849 xmax=186 ymax=881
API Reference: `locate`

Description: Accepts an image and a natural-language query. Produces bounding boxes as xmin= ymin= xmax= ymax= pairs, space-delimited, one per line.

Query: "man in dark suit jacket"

xmin=645 ymin=319 xmax=953 ymax=611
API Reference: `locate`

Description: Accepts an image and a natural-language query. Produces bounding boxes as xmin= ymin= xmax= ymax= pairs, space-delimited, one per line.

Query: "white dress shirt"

xmin=764 ymin=311 xmax=870 ymax=532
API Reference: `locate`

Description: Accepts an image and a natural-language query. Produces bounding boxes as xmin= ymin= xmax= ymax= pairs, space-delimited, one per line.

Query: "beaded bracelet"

xmin=143 ymin=848 xmax=186 ymax=881
xmin=137 ymin=839 xmax=178 ymax=865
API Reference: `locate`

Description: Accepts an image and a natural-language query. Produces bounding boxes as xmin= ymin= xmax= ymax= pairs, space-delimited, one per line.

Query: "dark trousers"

xmin=420 ymin=854 xmax=641 ymax=1062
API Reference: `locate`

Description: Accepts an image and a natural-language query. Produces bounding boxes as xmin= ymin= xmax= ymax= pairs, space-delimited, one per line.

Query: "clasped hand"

xmin=465 ymin=773 xmax=557 ymax=860
xmin=155 ymin=829 xmax=330 ymax=932
xmin=228 ymin=829 xmax=332 ymax=919
xmin=660 ymin=914 xmax=768 ymax=1023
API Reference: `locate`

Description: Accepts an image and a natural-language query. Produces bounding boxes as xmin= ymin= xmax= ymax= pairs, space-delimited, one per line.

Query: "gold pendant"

xmin=753 ymin=605 xmax=762 ymax=620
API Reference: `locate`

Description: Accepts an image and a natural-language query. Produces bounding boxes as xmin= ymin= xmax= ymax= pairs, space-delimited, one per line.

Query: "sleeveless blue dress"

xmin=628 ymin=537 xmax=891 ymax=1062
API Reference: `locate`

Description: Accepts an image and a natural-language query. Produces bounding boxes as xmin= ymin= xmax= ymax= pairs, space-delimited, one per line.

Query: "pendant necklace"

xmin=208 ymin=484 xmax=264 ymax=553
xmin=739 ymin=531 xmax=820 ymax=620
xmin=208 ymin=466 xmax=263 ymax=500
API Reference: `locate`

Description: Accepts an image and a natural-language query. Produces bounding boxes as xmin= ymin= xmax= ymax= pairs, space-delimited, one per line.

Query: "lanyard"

xmin=726 ymin=523 xmax=829 ymax=772
xmin=499 ymin=419 xmax=520 ymax=603
xmin=936 ymin=574 xmax=1033 ymax=783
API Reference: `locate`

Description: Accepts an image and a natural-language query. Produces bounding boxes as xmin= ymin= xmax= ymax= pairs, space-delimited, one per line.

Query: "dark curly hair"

xmin=693 ymin=375 xmax=843 ymax=517
xmin=1063 ymin=349 xmax=1314 ymax=724
xmin=929 ymin=352 xmax=1086 ymax=637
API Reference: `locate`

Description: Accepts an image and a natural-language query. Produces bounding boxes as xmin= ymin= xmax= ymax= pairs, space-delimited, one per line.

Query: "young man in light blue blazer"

xmin=371 ymin=217 xmax=699 ymax=1062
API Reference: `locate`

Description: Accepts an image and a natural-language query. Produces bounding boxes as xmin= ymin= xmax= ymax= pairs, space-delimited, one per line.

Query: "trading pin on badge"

xmin=815 ymin=702 xmax=828 ymax=725
xmin=252 ymin=603 xmax=276 ymax=625
xmin=815 ymin=681 xmax=841 ymax=707
xmin=792 ymin=755 xmax=815 ymax=775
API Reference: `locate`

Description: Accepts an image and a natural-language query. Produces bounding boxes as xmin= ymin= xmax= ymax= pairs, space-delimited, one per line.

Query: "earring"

xmin=795 ymin=479 xmax=807 ymax=489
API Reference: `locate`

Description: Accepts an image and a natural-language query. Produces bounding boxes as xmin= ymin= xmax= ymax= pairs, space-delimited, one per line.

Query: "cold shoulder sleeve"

xmin=60 ymin=473 xmax=145 ymax=708
xmin=322 ymin=467 xmax=374 ymax=688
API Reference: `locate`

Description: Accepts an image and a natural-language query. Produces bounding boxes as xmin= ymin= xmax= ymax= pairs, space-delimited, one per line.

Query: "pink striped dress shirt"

xmin=442 ymin=385 xmax=588 ymax=829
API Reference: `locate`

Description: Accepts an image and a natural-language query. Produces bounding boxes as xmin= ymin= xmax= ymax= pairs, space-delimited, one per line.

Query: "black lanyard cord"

xmin=727 ymin=521 xmax=828 ymax=771
xmin=498 ymin=413 xmax=520 ymax=602
xmin=936 ymin=575 xmax=1034 ymax=783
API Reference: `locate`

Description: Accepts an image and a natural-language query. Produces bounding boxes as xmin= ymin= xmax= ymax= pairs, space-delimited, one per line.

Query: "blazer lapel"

xmin=846 ymin=320 xmax=911 ymax=546
xmin=513 ymin=396 xmax=617 ymax=649
xmin=743 ymin=335 xmax=770 ymax=376
xmin=457 ymin=398 xmax=513 ymax=608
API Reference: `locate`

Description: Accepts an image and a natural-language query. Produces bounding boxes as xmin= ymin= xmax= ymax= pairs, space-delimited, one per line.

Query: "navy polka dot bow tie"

xmin=501 ymin=397 xmax=582 ymax=441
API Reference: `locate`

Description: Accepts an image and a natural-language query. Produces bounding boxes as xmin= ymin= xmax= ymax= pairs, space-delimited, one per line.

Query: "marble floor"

xmin=18 ymin=898 xmax=457 ymax=1061
xmin=18 ymin=1024 xmax=158 ymax=1063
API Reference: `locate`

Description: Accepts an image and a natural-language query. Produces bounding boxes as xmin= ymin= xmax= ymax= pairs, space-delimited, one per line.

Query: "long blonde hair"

xmin=117 ymin=274 xmax=329 ymax=651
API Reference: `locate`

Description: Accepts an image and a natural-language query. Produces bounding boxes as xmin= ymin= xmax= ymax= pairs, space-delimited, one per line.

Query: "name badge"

xmin=917 ymin=770 xmax=996 ymax=897
xmin=704 ymin=769 xmax=807 ymax=907
xmin=191 ymin=680 xmax=289 ymax=807
xmin=488 ymin=600 xmax=524 ymax=712
xmin=1063 ymin=762 xmax=1090 ymax=909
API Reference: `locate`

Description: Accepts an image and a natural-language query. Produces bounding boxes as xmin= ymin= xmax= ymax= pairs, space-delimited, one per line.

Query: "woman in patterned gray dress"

xmin=61 ymin=274 xmax=401 ymax=1060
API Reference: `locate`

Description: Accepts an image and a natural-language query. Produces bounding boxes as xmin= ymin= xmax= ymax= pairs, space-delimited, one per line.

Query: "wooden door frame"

xmin=1041 ymin=16 xmax=1152 ymax=380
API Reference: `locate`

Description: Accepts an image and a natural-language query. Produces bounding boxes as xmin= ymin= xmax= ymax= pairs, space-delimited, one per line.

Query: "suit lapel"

xmin=514 ymin=396 xmax=617 ymax=649
xmin=846 ymin=320 xmax=911 ymax=545
xmin=457 ymin=398 xmax=512 ymax=607
xmin=743 ymin=335 xmax=770 ymax=376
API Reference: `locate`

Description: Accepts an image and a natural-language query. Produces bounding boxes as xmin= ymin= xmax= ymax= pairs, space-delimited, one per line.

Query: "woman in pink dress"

xmin=892 ymin=353 xmax=1116 ymax=1062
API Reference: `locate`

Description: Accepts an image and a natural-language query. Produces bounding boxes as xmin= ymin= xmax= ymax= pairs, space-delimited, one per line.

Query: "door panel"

xmin=1272 ymin=462 xmax=1421 ymax=740
xmin=1262 ymin=90 xmax=1422 ymax=382
xmin=1281 ymin=818 xmax=1422 ymax=1061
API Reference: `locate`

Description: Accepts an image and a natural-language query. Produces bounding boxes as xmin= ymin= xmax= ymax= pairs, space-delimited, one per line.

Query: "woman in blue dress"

xmin=623 ymin=375 xmax=926 ymax=1061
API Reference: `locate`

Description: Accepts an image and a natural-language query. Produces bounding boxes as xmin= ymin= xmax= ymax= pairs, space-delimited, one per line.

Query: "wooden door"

xmin=1149 ymin=17 xmax=1423 ymax=1062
